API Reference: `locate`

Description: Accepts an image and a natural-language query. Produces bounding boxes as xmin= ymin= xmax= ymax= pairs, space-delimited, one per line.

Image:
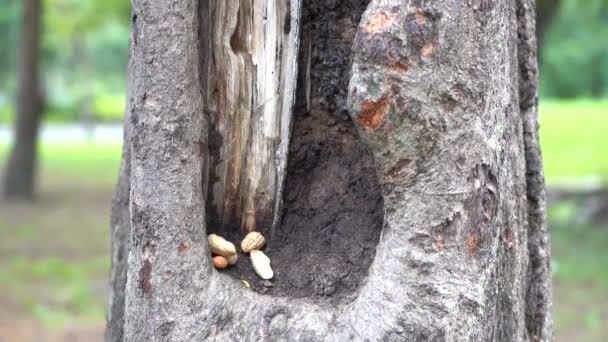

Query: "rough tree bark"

xmin=107 ymin=0 xmax=553 ymax=341
xmin=3 ymin=0 xmax=43 ymax=200
xmin=106 ymin=29 xmax=136 ymax=342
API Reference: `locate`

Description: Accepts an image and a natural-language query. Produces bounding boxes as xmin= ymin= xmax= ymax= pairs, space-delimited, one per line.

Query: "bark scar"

xmin=466 ymin=230 xmax=479 ymax=255
xmin=385 ymin=158 xmax=417 ymax=181
xmin=139 ymin=242 xmax=153 ymax=294
xmin=504 ymin=226 xmax=514 ymax=249
xmin=359 ymin=96 xmax=390 ymax=130
xmin=178 ymin=241 xmax=190 ymax=255
xmin=387 ymin=61 xmax=410 ymax=75
xmin=139 ymin=259 xmax=152 ymax=294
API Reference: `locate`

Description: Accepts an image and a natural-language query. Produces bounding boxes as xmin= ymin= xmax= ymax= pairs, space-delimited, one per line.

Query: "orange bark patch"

xmin=364 ymin=13 xmax=394 ymax=32
xmin=359 ymin=97 xmax=390 ymax=130
xmin=421 ymin=43 xmax=434 ymax=56
xmin=466 ymin=230 xmax=479 ymax=255
xmin=415 ymin=11 xmax=428 ymax=25
xmin=387 ymin=61 xmax=410 ymax=75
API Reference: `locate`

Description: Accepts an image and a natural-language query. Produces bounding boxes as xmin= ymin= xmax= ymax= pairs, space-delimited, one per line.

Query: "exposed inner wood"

xmin=200 ymin=0 xmax=301 ymax=234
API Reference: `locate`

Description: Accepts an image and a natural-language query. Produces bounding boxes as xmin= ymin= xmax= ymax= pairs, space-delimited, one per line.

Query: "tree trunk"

xmin=2 ymin=0 xmax=43 ymax=200
xmin=108 ymin=0 xmax=553 ymax=341
xmin=105 ymin=24 xmax=136 ymax=342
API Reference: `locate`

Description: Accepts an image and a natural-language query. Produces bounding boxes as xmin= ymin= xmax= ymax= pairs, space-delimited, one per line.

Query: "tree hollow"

xmin=204 ymin=0 xmax=383 ymax=301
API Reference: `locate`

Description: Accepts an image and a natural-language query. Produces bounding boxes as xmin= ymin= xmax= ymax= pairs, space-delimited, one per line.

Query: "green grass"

xmin=38 ymin=142 xmax=122 ymax=186
xmin=539 ymin=99 xmax=608 ymax=184
xmin=0 ymin=142 xmax=122 ymax=188
xmin=0 ymin=92 xmax=126 ymax=124
xmin=0 ymin=256 xmax=108 ymax=322
xmin=549 ymin=201 xmax=608 ymax=288
xmin=0 ymin=142 xmax=120 ymax=328
xmin=548 ymin=199 xmax=608 ymax=342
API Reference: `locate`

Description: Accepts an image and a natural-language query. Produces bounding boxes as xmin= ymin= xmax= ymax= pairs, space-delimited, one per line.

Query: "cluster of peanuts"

xmin=207 ymin=231 xmax=273 ymax=280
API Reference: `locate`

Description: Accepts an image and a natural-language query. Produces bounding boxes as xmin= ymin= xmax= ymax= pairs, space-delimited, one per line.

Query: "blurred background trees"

xmin=539 ymin=0 xmax=608 ymax=98
xmin=2 ymin=0 xmax=43 ymax=199
xmin=0 ymin=0 xmax=130 ymax=125
xmin=0 ymin=0 xmax=606 ymax=126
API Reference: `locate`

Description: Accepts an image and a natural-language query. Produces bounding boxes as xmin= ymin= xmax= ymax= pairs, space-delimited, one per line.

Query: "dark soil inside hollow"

xmin=269 ymin=105 xmax=384 ymax=301
xmin=209 ymin=0 xmax=381 ymax=302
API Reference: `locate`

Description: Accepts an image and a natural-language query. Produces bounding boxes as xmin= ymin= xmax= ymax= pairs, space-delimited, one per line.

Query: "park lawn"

xmin=549 ymin=199 xmax=608 ymax=342
xmin=0 ymin=142 xmax=120 ymax=338
xmin=0 ymin=142 xmax=122 ymax=189
xmin=539 ymin=99 xmax=608 ymax=185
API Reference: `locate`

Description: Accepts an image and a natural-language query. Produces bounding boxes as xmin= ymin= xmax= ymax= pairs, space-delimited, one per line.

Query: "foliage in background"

xmin=0 ymin=1 xmax=19 ymax=102
xmin=0 ymin=0 xmax=130 ymax=123
xmin=0 ymin=0 xmax=607 ymax=123
xmin=540 ymin=0 xmax=608 ymax=98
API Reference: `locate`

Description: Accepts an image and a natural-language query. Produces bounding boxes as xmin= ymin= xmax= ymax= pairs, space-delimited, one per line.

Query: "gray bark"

xmin=106 ymin=137 xmax=131 ymax=342
xmin=518 ymin=0 xmax=553 ymax=339
xmin=108 ymin=0 xmax=553 ymax=341
xmin=3 ymin=0 xmax=43 ymax=200
xmin=105 ymin=25 xmax=136 ymax=342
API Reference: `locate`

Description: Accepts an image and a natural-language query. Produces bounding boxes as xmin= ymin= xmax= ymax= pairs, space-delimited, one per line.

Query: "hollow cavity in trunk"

xmin=203 ymin=0 xmax=382 ymax=301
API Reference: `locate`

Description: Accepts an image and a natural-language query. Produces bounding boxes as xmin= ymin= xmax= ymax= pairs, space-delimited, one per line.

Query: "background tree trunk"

xmin=108 ymin=0 xmax=553 ymax=341
xmin=3 ymin=0 xmax=43 ymax=200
